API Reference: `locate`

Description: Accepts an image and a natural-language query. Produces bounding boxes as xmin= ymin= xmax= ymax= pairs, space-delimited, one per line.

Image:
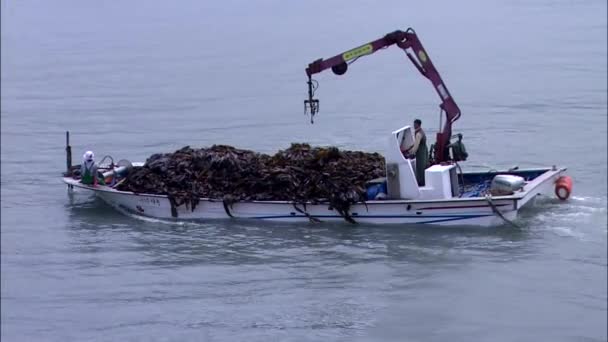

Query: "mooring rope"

xmin=484 ymin=194 xmax=520 ymax=228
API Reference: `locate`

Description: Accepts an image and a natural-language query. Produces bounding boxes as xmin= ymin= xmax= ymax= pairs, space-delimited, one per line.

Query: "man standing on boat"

xmin=80 ymin=151 xmax=104 ymax=186
xmin=405 ymin=119 xmax=429 ymax=186
xmin=448 ymin=133 xmax=468 ymax=161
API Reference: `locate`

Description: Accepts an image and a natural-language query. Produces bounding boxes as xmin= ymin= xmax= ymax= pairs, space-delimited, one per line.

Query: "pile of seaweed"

xmin=116 ymin=143 xmax=386 ymax=222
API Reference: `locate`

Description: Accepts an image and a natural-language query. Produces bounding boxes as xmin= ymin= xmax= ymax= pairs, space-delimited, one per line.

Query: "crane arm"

xmin=304 ymin=28 xmax=461 ymax=163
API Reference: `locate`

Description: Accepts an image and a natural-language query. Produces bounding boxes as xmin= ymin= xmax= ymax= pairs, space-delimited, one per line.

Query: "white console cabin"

xmin=384 ymin=125 xmax=459 ymax=200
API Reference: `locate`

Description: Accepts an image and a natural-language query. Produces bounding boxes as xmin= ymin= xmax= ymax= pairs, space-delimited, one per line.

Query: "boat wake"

xmin=520 ymin=195 xmax=607 ymax=239
xmin=111 ymin=204 xmax=209 ymax=228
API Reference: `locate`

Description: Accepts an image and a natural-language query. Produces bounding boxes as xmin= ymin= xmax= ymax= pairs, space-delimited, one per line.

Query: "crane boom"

xmin=304 ymin=28 xmax=461 ymax=164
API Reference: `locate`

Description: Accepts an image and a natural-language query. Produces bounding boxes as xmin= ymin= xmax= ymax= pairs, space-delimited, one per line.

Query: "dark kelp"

xmin=116 ymin=143 xmax=386 ymax=222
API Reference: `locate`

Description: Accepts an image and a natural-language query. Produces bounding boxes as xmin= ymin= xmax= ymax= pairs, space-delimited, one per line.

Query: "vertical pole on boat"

xmin=65 ymin=131 xmax=72 ymax=175
xmin=65 ymin=131 xmax=74 ymax=191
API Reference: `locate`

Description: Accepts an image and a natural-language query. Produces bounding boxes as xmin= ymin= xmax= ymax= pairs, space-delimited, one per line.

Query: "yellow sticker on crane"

xmin=418 ymin=50 xmax=428 ymax=63
xmin=343 ymin=44 xmax=373 ymax=61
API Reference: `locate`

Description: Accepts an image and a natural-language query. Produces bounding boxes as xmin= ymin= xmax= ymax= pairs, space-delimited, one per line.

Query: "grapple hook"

xmin=304 ymin=76 xmax=319 ymax=123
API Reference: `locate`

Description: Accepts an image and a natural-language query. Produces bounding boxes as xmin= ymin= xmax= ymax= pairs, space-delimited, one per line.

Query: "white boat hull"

xmin=62 ymin=167 xmax=566 ymax=227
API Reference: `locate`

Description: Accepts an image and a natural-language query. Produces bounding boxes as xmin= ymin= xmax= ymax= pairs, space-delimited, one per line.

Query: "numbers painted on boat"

xmin=138 ymin=197 xmax=161 ymax=206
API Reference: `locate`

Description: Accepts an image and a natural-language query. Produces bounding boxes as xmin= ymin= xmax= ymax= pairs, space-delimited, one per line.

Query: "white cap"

xmin=83 ymin=151 xmax=94 ymax=161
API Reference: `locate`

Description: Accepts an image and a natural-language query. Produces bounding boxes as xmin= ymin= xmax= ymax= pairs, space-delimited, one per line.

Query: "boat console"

xmin=384 ymin=125 xmax=458 ymax=200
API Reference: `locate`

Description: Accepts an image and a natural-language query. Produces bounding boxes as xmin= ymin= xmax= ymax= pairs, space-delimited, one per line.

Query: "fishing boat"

xmin=62 ymin=28 xmax=573 ymax=227
xmin=61 ymin=124 xmax=571 ymax=227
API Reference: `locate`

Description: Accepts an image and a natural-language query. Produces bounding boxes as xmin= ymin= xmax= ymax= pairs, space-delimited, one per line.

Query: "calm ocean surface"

xmin=1 ymin=0 xmax=606 ymax=341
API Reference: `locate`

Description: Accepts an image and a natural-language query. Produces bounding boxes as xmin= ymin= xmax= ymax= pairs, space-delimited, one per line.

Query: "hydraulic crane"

xmin=304 ymin=28 xmax=461 ymax=165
